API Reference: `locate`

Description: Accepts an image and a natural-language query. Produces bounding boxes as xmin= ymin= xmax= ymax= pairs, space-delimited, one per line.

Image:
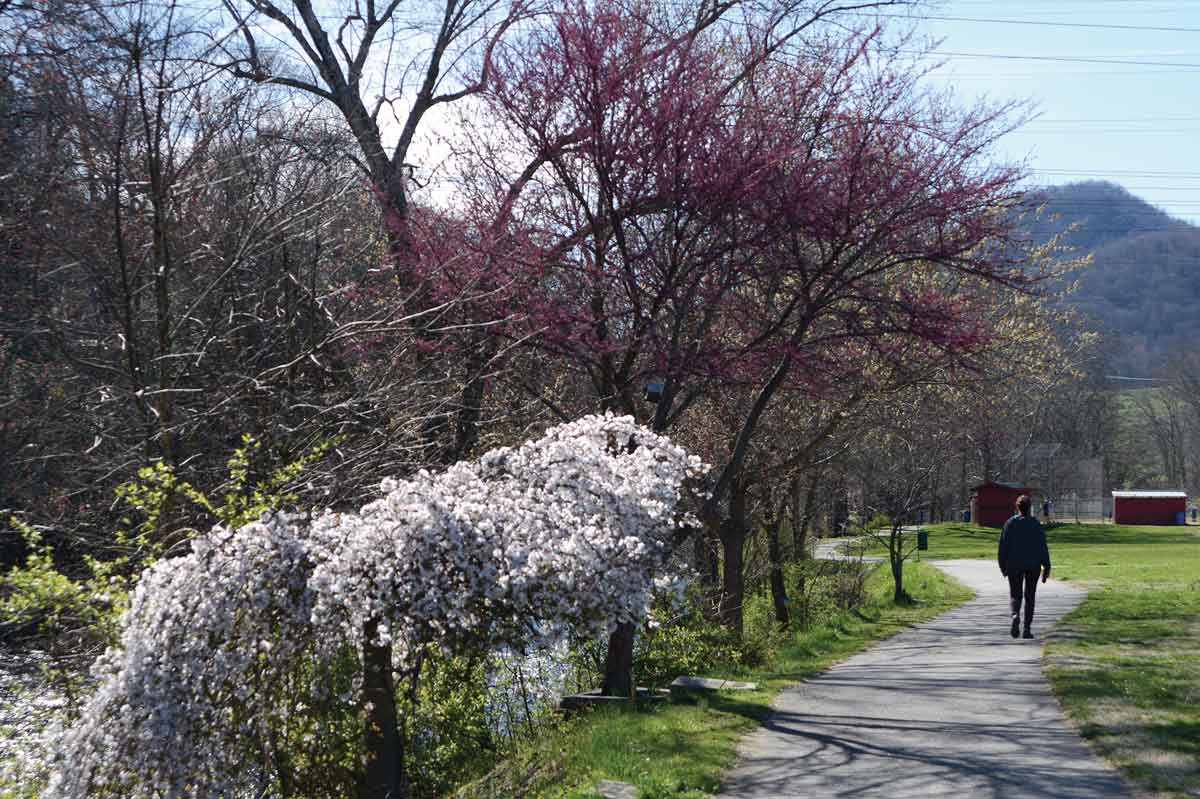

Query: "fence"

xmin=1048 ymin=494 xmax=1112 ymax=523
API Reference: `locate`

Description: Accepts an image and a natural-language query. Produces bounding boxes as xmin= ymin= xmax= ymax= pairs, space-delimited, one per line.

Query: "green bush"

xmin=405 ymin=652 xmax=497 ymax=798
xmin=739 ymin=590 xmax=794 ymax=667
xmin=864 ymin=513 xmax=892 ymax=533
xmin=628 ymin=556 xmax=879 ymax=690
xmin=636 ymin=620 xmax=750 ymax=687
xmin=1 ymin=435 xmax=339 ymax=710
xmin=0 ymin=517 xmax=128 ymax=706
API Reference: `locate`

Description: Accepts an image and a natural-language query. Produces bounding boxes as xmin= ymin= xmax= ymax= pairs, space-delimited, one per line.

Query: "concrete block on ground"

xmin=669 ymin=675 xmax=758 ymax=694
xmin=559 ymin=687 xmax=669 ymax=712
xmin=594 ymin=779 xmax=637 ymax=799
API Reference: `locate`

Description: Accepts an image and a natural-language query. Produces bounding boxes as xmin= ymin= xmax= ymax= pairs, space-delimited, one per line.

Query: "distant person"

xmin=1041 ymin=498 xmax=1050 ymax=521
xmin=998 ymin=494 xmax=1051 ymax=639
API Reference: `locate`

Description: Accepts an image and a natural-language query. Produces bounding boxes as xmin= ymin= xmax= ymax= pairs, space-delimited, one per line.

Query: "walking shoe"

xmin=1022 ymin=628 xmax=1034 ymax=639
xmin=1011 ymin=616 xmax=1020 ymax=638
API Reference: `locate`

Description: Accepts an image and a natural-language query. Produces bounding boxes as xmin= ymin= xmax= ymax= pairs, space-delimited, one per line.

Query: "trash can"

xmin=917 ymin=530 xmax=929 ymax=551
xmin=962 ymin=509 xmax=970 ymax=523
xmin=1176 ymin=511 xmax=1187 ymax=526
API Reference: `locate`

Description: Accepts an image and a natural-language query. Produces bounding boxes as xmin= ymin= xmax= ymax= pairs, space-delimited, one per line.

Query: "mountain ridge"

xmin=1018 ymin=181 xmax=1200 ymax=376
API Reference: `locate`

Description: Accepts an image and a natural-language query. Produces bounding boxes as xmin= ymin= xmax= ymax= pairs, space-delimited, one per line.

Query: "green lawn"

xmin=457 ymin=563 xmax=971 ymax=799
xmin=462 ymin=521 xmax=1200 ymax=798
xmin=907 ymin=521 xmax=1200 ymax=799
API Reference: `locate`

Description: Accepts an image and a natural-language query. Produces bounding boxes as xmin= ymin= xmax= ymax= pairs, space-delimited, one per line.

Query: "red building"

xmin=1112 ymin=490 xmax=1187 ymax=525
xmin=971 ymin=481 xmax=1029 ymax=528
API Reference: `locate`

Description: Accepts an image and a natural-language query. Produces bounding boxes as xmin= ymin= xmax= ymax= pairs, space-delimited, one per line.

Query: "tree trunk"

xmin=692 ymin=529 xmax=716 ymax=588
xmin=890 ymin=525 xmax=905 ymax=603
xmin=832 ymin=472 xmax=848 ymax=536
xmin=690 ymin=523 xmax=721 ymax=618
xmin=453 ymin=371 xmax=486 ymax=461
xmin=598 ymin=401 xmax=640 ymax=698
xmin=793 ymin=473 xmax=817 ymax=560
xmin=691 ymin=525 xmax=722 ymax=621
xmin=600 ymin=621 xmax=636 ymax=698
xmin=718 ymin=480 xmax=748 ymax=635
xmin=442 ymin=332 xmax=494 ymax=464
xmin=788 ymin=478 xmax=812 ymax=628
xmin=959 ymin=452 xmax=967 ymax=516
xmin=719 ymin=525 xmax=745 ymax=634
xmin=768 ymin=499 xmax=789 ymax=628
xmin=361 ymin=621 xmax=403 ymax=799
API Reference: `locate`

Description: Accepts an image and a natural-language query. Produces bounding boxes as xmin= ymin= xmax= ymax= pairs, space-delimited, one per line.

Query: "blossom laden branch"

xmin=36 ymin=414 xmax=702 ymax=799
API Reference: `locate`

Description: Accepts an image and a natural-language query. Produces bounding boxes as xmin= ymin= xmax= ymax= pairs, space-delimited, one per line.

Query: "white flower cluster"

xmin=40 ymin=414 xmax=701 ymax=798
xmin=43 ymin=514 xmax=318 ymax=798
xmin=307 ymin=413 xmax=703 ymax=660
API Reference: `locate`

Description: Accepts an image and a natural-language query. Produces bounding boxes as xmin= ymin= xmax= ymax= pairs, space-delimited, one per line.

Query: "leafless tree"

xmin=2 ymin=0 xmax=523 ymax=555
xmin=1132 ymin=378 xmax=1190 ymax=490
xmin=1164 ymin=352 xmax=1200 ymax=495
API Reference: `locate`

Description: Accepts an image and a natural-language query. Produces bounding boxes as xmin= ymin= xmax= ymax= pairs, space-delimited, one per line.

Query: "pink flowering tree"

xmin=472 ymin=0 xmax=1039 ymax=639
xmin=29 ymin=415 xmax=701 ymax=799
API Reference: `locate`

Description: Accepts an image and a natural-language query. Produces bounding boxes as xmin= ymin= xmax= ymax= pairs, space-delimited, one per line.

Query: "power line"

xmin=1031 ymin=117 xmax=1200 ymax=123
xmin=1029 ymin=185 xmax=1200 ymax=190
xmin=1016 ymin=129 xmax=1200 ymax=134
xmin=1025 ymin=189 xmax=1200 ymax=195
xmin=944 ymin=69 xmax=1200 ymax=76
xmin=1020 ymin=212 xmax=1200 ymax=216
xmin=866 ymin=13 xmax=1200 ymax=34
xmin=1031 ymin=169 xmax=1200 ymax=178
xmin=1025 ymin=200 xmax=1200 ymax=204
xmin=950 ymin=1 xmax=1190 ymax=6
xmin=923 ymin=50 xmax=1200 ymax=69
xmin=947 ymin=0 xmax=1197 ymax=8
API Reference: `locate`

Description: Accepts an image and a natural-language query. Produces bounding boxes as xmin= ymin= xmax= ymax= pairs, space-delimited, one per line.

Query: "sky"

xmin=882 ymin=0 xmax=1200 ymax=224
xmin=221 ymin=1 xmax=1200 ymax=225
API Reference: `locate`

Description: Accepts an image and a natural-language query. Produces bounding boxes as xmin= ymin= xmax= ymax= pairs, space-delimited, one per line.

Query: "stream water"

xmin=0 ymin=646 xmax=61 ymax=763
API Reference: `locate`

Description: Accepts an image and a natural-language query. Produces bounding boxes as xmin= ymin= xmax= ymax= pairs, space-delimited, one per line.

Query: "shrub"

xmin=864 ymin=513 xmax=892 ymax=533
xmin=738 ymin=606 xmax=778 ymax=666
xmin=830 ymin=560 xmax=870 ymax=610
xmin=2 ymin=436 xmax=339 ymax=670
xmin=636 ymin=620 xmax=749 ymax=687
xmin=0 ymin=436 xmax=343 ymax=794
xmin=405 ymin=652 xmax=496 ymax=798
xmin=23 ymin=415 xmax=700 ymax=799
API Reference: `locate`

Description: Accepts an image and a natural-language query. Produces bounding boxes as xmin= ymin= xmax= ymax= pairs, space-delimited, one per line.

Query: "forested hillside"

xmin=1023 ymin=181 xmax=1200 ymax=376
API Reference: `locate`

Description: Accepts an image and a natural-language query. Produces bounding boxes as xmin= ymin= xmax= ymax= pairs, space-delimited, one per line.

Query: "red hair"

xmin=1016 ymin=494 xmax=1031 ymax=516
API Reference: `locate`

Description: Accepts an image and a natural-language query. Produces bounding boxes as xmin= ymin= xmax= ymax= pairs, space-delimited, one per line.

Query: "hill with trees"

xmin=1023 ymin=181 xmax=1200 ymax=376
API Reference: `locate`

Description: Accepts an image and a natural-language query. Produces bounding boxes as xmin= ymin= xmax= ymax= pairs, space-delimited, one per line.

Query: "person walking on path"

xmin=999 ymin=494 xmax=1051 ymax=639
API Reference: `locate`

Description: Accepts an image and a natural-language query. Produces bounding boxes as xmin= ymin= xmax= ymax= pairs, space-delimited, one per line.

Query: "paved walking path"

xmin=717 ymin=560 xmax=1132 ymax=799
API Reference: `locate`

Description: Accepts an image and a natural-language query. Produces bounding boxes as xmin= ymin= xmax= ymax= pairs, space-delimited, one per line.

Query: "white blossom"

xmin=39 ymin=414 xmax=702 ymax=798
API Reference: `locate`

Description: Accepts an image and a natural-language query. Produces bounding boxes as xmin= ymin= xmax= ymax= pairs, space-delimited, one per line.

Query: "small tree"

xmin=29 ymin=415 xmax=701 ymax=799
xmin=853 ymin=384 xmax=952 ymax=602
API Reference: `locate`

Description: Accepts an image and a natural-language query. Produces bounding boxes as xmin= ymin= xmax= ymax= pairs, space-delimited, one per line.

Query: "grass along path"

xmin=894 ymin=522 xmax=1200 ymax=799
xmin=459 ymin=562 xmax=971 ymax=799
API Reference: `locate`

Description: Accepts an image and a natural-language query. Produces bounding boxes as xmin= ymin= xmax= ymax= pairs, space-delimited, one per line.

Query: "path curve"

xmin=717 ymin=560 xmax=1131 ymax=799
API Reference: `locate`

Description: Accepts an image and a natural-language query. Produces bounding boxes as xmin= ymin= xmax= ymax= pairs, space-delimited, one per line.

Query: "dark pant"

xmin=1008 ymin=569 xmax=1040 ymax=628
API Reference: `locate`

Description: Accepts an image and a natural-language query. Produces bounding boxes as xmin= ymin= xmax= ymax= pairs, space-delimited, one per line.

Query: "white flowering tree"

xmin=28 ymin=415 xmax=701 ymax=799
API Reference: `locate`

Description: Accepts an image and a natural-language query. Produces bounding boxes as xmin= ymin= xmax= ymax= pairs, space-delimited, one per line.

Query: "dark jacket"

xmin=998 ymin=514 xmax=1051 ymax=574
